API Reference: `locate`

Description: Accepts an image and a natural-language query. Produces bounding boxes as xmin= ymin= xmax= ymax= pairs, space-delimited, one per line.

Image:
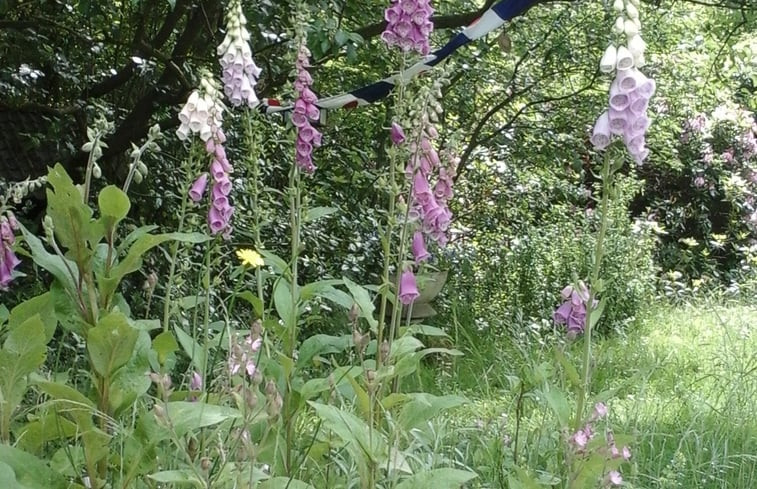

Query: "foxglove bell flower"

xmin=411 ymin=231 xmax=430 ymax=263
xmin=218 ymin=0 xmax=261 ymax=107
xmin=293 ymin=40 xmax=321 ymax=173
xmin=553 ymin=283 xmax=594 ymax=336
xmin=381 ymin=0 xmax=434 ymax=55
xmin=390 ymin=122 xmax=406 ymax=145
xmin=0 ymin=215 xmax=20 ymax=289
xmin=399 ymin=268 xmax=420 ymax=305
xmin=189 ymin=173 xmax=208 ymax=202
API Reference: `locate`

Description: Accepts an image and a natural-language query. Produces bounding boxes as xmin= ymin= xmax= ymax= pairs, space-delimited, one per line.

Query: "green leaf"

xmin=8 ymin=293 xmax=57 ymax=341
xmin=258 ymin=477 xmax=315 ymax=489
xmin=0 ymin=460 xmax=27 ymax=489
xmin=297 ymin=334 xmax=351 ymax=367
xmin=45 ymin=164 xmax=98 ymax=264
xmin=343 ymin=277 xmax=377 ymax=328
xmin=309 ymin=401 xmax=384 ymax=465
xmin=174 ymin=325 xmax=206 ymax=373
xmin=589 ymin=297 xmax=607 ymax=329
xmin=0 ymin=315 xmax=47 ymax=425
xmin=259 ymin=250 xmax=288 ymax=274
xmin=273 ymin=279 xmax=296 ymax=330
xmin=87 ymin=311 xmax=139 ymax=377
xmin=99 ymin=231 xmax=207 ymax=301
xmin=395 ymin=468 xmax=478 ymax=489
xmin=162 ymin=402 xmax=243 ymax=437
xmin=0 ymin=445 xmax=69 ymax=489
xmin=554 ymin=348 xmax=581 ymax=388
xmin=543 ymin=388 xmax=570 ymax=427
xmin=108 ymin=330 xmax=152 ymax=415
xmin=152 ymin=330 xmax=179 ymax=366
xmin=299 ymin=279 xmax=344 ymax=302
xmin=98 ymin=185 xmax=130 ymax=221
xmin=397 ymin=393 xmax=468 ymax=431
xmin=304 ymin=206 xmax=338 ymax=223
xmin=237 ymin=290 xmax=264 ymax=317
xmin=19 ymin=226 xmax=79 ymax=295
xmin=148 ymin=470 xmax=203 ymax=486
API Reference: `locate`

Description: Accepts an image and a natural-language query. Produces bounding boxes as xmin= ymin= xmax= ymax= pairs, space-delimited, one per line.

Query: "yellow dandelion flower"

xmin=236 ymin=249 xmax=264 ymax=268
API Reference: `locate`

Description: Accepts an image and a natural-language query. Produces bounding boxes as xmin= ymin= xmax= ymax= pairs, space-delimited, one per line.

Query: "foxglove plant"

xmin=217 ymin=0 xmax=262 ymax=107
xmin=381 ymin=0 xmax=434 ymax=55
xmin=177 ymin=73 xmax=234 ymax=237
xmin=592 ymin=0 xmax=655 ymax=165
xmin=292 ymin=40 xmax=322 ymax=173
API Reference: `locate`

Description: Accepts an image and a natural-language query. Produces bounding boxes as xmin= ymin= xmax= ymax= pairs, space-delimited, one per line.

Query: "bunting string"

xmin=259 ymin=0 xmax=539 ymax=115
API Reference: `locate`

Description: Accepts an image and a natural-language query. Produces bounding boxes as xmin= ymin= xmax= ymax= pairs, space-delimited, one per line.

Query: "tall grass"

xmin=433 ymin=300 xmax=757 ymax=488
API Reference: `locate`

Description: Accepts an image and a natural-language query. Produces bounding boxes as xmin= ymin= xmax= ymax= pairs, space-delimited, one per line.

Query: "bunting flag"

xmin=259 ymin=0 xmax=540 ymax=115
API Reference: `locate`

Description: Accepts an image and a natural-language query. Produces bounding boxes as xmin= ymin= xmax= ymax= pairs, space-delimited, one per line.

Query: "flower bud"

xmin=599 ymin=44 xmax=617 ymax=73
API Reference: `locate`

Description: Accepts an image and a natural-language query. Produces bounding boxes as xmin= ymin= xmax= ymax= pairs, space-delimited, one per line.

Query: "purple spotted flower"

xmin=381 ymin=0 xmax=434 ymax=55
xmin=553 ymin=283 xmax=594 ymax=336
xmin=293 ymin=41 xmax=321 ymax=173
xmin=390 ymin=122 xmax=406 ymax=145
xmin=399 ymin=268 xmax=420 ymax=305
xmin=0 ymin=214 xmax=20 ymax=289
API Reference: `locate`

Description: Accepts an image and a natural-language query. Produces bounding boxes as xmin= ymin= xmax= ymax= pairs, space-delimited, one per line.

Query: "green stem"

xmin=162 ymin=150 xmax=194 ymax=332
xmin=574 ymin=152 xmax=613 ymax=430
xmin=376 ymin=54 xmax=408 ymax=370
xmin=244 ymin=109 xmax=266 ymax=322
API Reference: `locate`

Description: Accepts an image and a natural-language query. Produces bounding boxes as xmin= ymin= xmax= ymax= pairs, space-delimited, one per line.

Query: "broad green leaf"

xmin=8 ymin=293 xmax=57 ymax=341
xmin=554 ymin=348 xmax=581 ymax=388
xmin=343 ymin=277 xmax=377 ymax=328
xmin=259 ymin=250 xmax=288 ymax=274
xmin=236 ymin=290 xmax=263 ymax=318
xmin=543 ymin=388 xmax=570 ymax=427
xmin=273 ymin=279 xmax=296 ymax=330
xmin=19 ymin=226 xmax=79 ymax=295
xmin=299 ymin=366 xmax=363 ymax=401
xmin=108 ymin=330 xmax=152 ymax=415
xmin=174 ymin=325 xmax=206 ymax=373
xmin=16 ymin=412 xmax=78 ymax=454
xmin=304 ymin=206 xmax=338 ymax=223
xmin=0 ymin=445 xmax=69 ymax=489
xmin=0 ymin=316 xmax=47 ymax=426
xmin=258 ymin=477 xmax=315 ymax=489
xmin=148 ymin=470 xmax=203 ymax=487
xmin=395 ymin=468 xmax=478 ymax=489
xmin=589 ymin=297 xmax=607 ymax=329
xmin=152 ymin=330 xmax=179 ymax=366
xmin=397 ymin=393 xmax=468 ymax=431
xmin=99 ymin=231 xmax=207 ymax=300
xmin=163 ymin=401 xmax=243 ymax=437
xmin=309 ymin=401 xmax=384 ymax=465
xmin=45 ymin=164 xmax=98 ymax=264
xmin=299 ymin=279 xmax=344 ymax=302
xmin=297 ymin=334 xmax=351 ymax=367
xmin=0 ymin=461 xmax=27 ymax=489
xmin=116 ymin=224 xmax=158 ymax=256
xmin=509 ymin=466 xmax=544 ymax=489
xmin=98 ymin=185 xmax=130 ymax=221
xmin=87 ymin=311 xmax=139 ymax=377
